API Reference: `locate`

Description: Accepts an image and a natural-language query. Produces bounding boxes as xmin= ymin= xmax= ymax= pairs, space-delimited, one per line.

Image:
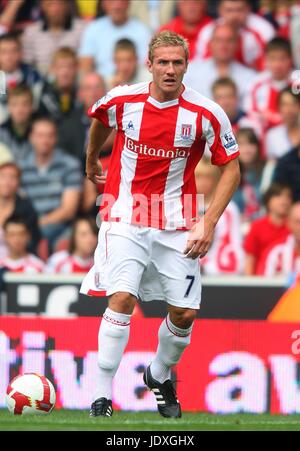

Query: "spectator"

xmin=59 ymin=71 xmax=113 ymax=166
xmin=108 ymin=39 xmax=151 ymax=90
xmin=185 ymin=23 xmax=256 ymax=101
xmin=0 ymin=215 xmax=44 ymax=273
xmin=0 ymin=86 xmax=34 ymax=161
xmin=196 ymin=0 xmax=275 ymax=71
xmin=159 ymin=0 xmax=212 ymax=60
xmin=22 ymin=0 xmax=85 ymax=75
xmin=244 ymin=37 xmax=294 ymax=132
xmin=233 ymin=128 xmax=265 ymax=224
xmin=75 ymin=73 xmax=116 ymax=216
xmin=257 ymin=202 xmax=300 ymax=276
xmin=46 ymin=216 xmax=98 ymax=273
xmin=195 ymin=157 xmax=244 ymax=275
xmin=37 ymin=47 xmax=79 ymax=123
xmin=79 ymin=0 xmax=151 ymax=80
xmin=19 ymin=117 xmax=82 ymax=252
xmin=0 ymin=32 xmax=42 ymax=123
xmin=244 ymin=182 xmax=292 ymax=275
xmin=0 ymin=0 xmax=40 ymax=34
xmin=273 ymin=143 xmax=300 ymax=202
xmin=129 ymin=0 xmax=176 ymax=31
xmin=0 ymin=146 xmax=40 ymax=258
xmin=211 ymin=78 xmax=247 ymax=133
xmin=259 ymin=0 xmax=294 ymax=39
xmin=265 ymin=88 xmax=300 ymax=160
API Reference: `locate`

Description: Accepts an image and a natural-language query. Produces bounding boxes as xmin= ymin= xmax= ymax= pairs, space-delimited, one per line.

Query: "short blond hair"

xmin=148 ymin=30 xmax=189 ymax=63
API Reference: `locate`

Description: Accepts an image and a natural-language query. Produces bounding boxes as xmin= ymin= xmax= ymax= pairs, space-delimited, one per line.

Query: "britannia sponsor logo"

xmin=125 ymin=137 xmax=190 ymax=159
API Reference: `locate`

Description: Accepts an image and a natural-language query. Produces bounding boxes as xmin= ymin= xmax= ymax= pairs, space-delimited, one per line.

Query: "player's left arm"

xmin=184 ymin=158 xmax=241 ymax=259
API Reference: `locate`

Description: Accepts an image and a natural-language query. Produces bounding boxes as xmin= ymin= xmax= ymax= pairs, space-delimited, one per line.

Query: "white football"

xmin=6 ymin=373 xmax=56 ymax=415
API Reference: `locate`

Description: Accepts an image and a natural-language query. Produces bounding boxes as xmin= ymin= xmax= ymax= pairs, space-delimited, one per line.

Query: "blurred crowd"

xmin=0 ymin=0 xmax=300 ymax=281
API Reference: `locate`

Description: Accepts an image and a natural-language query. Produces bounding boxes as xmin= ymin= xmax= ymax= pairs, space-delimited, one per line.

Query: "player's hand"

xmin=184 ymin=217 xmax=215 ymax=259
xmin=86 ymin=159 xmax=106 ymax=185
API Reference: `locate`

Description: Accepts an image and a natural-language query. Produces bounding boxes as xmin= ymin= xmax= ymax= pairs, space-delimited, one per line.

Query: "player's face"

xmin=5 ymin=224 xmax=30 ymax=257
xmin=74 ymin=220 xmax=97 ymax=258
xmin=0 ymin=165 xmax=20 ymax=198
xmin=268 ymin=190 xmax=292 ymax=217
xmin=148 ymin=46 xmax=188 ymax=101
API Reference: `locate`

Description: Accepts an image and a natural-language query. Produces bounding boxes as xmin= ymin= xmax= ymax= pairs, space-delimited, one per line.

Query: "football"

xmin=6 ymin=374 xmax=56 ymax=415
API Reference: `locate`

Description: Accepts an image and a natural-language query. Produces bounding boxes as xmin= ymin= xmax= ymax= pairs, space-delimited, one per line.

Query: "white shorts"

xmin=80 ymin=221 xmax=202 ymax=309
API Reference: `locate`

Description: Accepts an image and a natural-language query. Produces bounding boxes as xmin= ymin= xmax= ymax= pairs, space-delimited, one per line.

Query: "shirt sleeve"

xmin=202 ymin=103 xmax=239 ymax=166
xmin=88 ymin=88 xmax=120 ymax=129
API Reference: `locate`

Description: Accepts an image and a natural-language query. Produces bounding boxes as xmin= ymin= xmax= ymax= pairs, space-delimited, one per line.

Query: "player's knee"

xmin=169 ymin=308 xmax=197 ymax=329
xmin=108 ymin=292 xmax=136 ymax=314
xmin=98 ymin=355 xmax=118 ymax=371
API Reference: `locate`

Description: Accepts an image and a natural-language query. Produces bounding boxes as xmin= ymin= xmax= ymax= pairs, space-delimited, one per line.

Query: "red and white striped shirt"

xmin=46 ymin=251 xmax=94 ymax=274
xmin=201 ymin=202 xmax=244 ymax=275
xmin=89 ymin=82 xmax=239 ymax=230
xmin=257 ymin=235 xmax=300 ymax=277
xmin=243 ymin=71 xmax=292 ymax=131
xmin=0 ymin=254 xmax=44 ymax=273
xmin=196 ymin=14 xmax=275 ymax=71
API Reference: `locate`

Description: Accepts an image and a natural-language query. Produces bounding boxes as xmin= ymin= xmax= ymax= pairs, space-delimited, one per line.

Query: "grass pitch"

xmin=1 ymin=409 xmax=300 ymax=431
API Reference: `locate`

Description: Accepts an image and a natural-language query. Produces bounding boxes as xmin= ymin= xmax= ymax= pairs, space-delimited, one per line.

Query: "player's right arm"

xmin=86 ymin=119 xmax=112 ymax=185
xmin=85 ymin=86 xmax=122 ymax=184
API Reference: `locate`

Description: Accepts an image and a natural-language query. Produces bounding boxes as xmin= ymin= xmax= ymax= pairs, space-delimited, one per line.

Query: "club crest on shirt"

xmin=181 ymin=124 xmax=192 ymax=140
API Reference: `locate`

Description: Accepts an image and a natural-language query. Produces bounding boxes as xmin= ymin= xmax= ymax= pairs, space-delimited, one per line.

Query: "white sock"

xmin=93 ymin=307 xmax=131 ymax=401
xmin=150 ymin=314 xmax=193 ymax=384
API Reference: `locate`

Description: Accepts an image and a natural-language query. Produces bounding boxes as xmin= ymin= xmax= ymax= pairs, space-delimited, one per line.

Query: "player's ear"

xmin=147 ymin=59 xmax=153 ymax=74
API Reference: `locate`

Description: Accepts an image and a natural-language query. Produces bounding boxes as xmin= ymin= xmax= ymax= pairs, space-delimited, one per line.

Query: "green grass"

xmin=1 ymin=409 xmax=300 ymax=431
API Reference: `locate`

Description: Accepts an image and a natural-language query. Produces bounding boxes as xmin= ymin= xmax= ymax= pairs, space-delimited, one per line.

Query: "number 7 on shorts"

xmin=184 ymin=275 xmax=195 ymax=297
